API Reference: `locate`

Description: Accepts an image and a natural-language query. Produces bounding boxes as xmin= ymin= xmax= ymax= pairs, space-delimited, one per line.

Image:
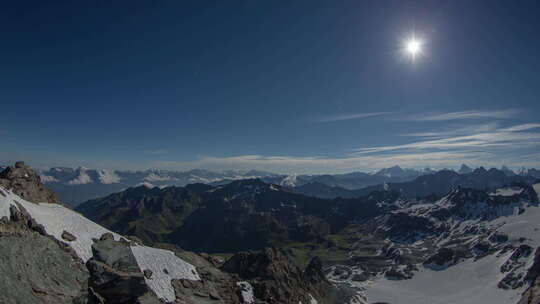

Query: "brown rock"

xmin=62 ymin=230 xmax=77 ymax=242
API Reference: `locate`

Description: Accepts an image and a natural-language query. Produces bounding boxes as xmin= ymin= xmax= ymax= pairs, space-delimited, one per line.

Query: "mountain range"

xmin=74 ymin=165 xmax=540 ymax=304
xmin=0 ymin=162 xmax=359 ymax=304
xmin=2 ymin=161 xmax=540 ymax=303
xmin=26 ymin=164 xmax=540 ymax=207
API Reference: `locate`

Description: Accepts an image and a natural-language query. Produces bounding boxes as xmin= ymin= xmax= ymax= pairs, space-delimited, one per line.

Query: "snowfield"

xmin=0 ymin=186 xmax=200 ymax=302
xmin=361 ymin=182 xmax=540 ymax=304
xmin=366 ymin=251 xmax=522 ymax=304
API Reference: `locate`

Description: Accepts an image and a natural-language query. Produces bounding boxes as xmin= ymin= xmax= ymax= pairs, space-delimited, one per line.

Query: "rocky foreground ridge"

xmin=0 ymin=162 xmax=357 ymax=304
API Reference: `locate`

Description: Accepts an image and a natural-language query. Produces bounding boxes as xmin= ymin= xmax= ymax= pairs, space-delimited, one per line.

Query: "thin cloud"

xmin=499 ymin=123 xmax=540 ymax=132
xmin=150 ymin=149 xmax=536 ymax=174
xmin=354 ymin=123 xmax=540 ymax=155
xmin=145 ymin=149 xmax=169 ymax=155
xmin=400 ymin=123 xmax=499 ymax=138
xmin=404 ymin=109 xmax=520 ymax=121
xmin=151 ymin=152 xmax=485 ymax=174
xmin=318 ymin=111 xmax=391 ymax=123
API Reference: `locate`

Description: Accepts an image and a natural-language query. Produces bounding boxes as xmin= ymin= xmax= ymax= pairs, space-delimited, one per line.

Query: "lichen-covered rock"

xmin=0 ymin=229 xmax=89 ymax=303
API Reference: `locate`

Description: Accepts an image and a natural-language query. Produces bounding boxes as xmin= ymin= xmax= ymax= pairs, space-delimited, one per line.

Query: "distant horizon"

xmin=1 ymin=160 xmax=537 ymax=176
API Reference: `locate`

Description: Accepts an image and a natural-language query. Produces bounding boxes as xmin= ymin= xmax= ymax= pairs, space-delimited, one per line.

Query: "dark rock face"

xmin=424 ymin=247 xmax=471 ymax=270
xmin=0 ymin=161 xmax=60 ymax=204
xmin=518 ymin=248 xmax=540 ymax=304
xmin=86 ymin=237 xmax=160 ymax=304
xmin=384 ymin=265 xmax=415 ymax=280
xmin=222 ymin=247 xmax=351 ymax=304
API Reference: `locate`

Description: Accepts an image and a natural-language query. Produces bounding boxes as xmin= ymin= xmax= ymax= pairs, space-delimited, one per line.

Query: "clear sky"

xmin=1 ymin=1 xmax=540 ymax=173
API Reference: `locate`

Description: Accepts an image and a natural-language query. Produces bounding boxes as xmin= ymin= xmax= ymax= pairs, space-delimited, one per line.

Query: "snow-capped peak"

xmin=280 ymin=174 xmax=298 ymax=187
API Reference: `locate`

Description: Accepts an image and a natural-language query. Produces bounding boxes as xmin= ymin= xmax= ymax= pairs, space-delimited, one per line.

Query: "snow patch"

xmin=533 ymin=183 xmax=540 ymax=197
xmin=308 ymin=293 xmax=318 ymax=304
xmin=280 ymin=174 xmax=298 ymax=187
xmin=131 ymin=245 xmax=200 ymax=302
xmin=136 ymin=182 xmax=157 ymax=188
xmin=236 ymin=281 xmax=255 ymax=304
xmin=144 ymin=173 xmax=174 ymax=182
xmin=490 ymin=187 xmax=524 ymax=197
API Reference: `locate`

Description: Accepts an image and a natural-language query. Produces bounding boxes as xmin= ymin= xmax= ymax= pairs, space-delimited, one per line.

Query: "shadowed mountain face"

xmin=76 ymin=167 xmax=540 ymax=254
xmin=76 ymin=179 xmax=390 ymax=253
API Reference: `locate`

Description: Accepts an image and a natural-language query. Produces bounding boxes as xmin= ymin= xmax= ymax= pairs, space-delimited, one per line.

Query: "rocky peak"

xmin=0 ymin=161 xmax=60 ymax=204
xmin=221 ymin=247 xmax=345 ymax=304
xmin=221 ymin=247 xmax=297 ymax=280
xmin=458 ymin=164 xmax=473 ymax=174
xmin=501 ymin=166 xmax=516 ymax=176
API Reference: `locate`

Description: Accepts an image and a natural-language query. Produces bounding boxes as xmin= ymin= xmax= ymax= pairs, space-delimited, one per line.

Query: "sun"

xmin=406 ymin=39 xmax=421 ymax=55
xmin=403 ymin=36 xmax=424 ymax=60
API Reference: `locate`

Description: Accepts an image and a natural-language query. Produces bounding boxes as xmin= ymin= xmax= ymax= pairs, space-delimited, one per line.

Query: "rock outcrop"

xmin=518 ymin=248 xmax=540 ymax=304
xmin=0 ymin=161 xmax=60 ymax=204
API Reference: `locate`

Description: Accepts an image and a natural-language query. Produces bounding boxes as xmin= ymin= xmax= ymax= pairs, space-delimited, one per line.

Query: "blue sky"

xmin=1 ymin=1 xmax=540 ymax=173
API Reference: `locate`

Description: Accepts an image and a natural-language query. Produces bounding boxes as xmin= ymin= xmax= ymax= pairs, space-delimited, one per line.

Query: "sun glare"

xmin=403 ymin=36 xmax=423 ymax=60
